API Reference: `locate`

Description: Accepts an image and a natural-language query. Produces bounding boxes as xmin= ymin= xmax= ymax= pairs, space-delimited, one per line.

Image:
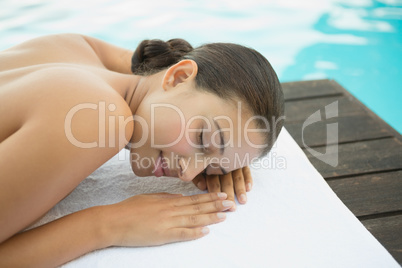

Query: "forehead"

xmin=191 ymin=91 xmax=266 ymax=144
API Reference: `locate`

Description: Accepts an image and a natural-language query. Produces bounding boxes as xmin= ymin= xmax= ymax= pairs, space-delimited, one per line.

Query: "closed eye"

xmin=198 ymin=129 xmax=209 ymax=152
xmin=199 ymin=129 xmax=204 ymax=148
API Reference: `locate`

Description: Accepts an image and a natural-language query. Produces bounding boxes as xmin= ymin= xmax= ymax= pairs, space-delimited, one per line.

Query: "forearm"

xmin=0 ymin=206 xmax=111 ymax=268
xmin=0 ymin=192 xmax=233 ymax=267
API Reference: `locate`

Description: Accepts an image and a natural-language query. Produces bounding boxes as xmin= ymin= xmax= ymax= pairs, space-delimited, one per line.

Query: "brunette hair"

xmin=132 ymin=39 xmax=284 ymax=156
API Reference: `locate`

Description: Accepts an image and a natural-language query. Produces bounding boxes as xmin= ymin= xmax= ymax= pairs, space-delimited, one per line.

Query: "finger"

xmin=165 ymin=227 xmax=210 ymax=243
xmin=243 ymin=166 xmax=253 ymax=192
xmin=172 ymin=199 xmax=235 ymax=216
xmin=157 ymin=193 xmax=184 ymax=199
xmin=220 ymin=173 xmax=236 ymax=211
xmin=206 ymin=174 xmax=221 ymax=193
xmin=232 ymin=169 xmax=247 ymax=204
xmin=145 ymin=193 xmax=183 ymax=199
xmin=192 ymin=173 xmax=207 ymax=191
xmin=174 ymin=212 xmax=226 ymax=228
xmin=172 ymin=192 xmax=227 ymax=207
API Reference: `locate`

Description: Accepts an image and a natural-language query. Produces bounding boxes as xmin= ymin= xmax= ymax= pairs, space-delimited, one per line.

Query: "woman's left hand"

xmin=192 ymin=166 xmax=253 ymax=211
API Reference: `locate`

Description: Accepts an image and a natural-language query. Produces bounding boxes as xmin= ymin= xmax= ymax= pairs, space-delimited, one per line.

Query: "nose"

xmin=179 ymin=156 xmax=207 ymax=182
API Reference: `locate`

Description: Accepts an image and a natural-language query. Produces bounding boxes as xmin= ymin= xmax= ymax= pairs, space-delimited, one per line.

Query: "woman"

xmin=0 ymin=34 xmax=284 ymax=267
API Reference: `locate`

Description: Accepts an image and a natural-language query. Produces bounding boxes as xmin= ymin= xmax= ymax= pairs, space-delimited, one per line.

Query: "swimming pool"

xmin=1 ymin=0 xmax=401 ymax=133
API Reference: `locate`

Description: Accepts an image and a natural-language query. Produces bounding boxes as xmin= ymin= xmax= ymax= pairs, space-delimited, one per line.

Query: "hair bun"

xmin=131 ymin=38 xmax=193 ymax=75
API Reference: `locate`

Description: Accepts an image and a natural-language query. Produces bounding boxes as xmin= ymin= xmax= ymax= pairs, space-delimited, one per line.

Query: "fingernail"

xmin=202 ymin=227 xmax=209 ymax=235
xmin=217 ymin=192 xmax=227 ymax=199
xmin=240 ymin=194 xmax=247 ymax=203
xmin=197 ymin=181 xmax=204 ymax=189
xmin=222 ymin=200 xmax=234 ymax=207
xmin=217 ymin=212 xmax=226 ymax=219
xmin=247 ymin=183 xmax=252 ymax=191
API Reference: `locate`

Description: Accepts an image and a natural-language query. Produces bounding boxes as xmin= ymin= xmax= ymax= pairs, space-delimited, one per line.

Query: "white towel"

xmin=29 ymin=129 xmax=399 ymax=267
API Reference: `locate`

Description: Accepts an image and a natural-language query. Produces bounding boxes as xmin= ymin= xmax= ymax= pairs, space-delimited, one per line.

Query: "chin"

xmin=130 ymin=165 xmax=149 ymax=177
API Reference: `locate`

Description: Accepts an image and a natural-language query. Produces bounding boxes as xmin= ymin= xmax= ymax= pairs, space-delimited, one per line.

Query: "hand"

xmin=192 ymin=166 xmax=253 ymax=211
xmin=104 ymin=192 xmax=234 ymax=247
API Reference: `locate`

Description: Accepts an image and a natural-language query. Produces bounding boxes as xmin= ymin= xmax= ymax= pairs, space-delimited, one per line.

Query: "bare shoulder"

xmin=1 ymin=66 xmax=134 ymax=167
xmin=1 ymin=33 xmax=133 ymax=74
xmin=2 ymin=66 xmax=134 ymax=171
xmin=0 ymin=67 xmax=134 ymax=242
xmin=30 ymin=67 xmax=134 ymax=144
xmin=0 ymin=33 xmax=102 ymax=70
xmin=4 ymin=33 xmax=89 ymax=53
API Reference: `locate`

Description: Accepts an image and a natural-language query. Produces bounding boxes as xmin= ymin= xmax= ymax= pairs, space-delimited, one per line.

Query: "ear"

xmin=162 ymin=60 xmax=198 ymax=91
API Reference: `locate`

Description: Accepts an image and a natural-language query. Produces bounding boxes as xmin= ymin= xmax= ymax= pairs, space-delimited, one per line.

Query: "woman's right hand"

xmin=103 ymin=192 xmax=234 ymax=247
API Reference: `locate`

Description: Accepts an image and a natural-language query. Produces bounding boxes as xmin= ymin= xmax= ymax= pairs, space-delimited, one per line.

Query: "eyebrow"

xmin=213 ymin=120 xmax=228 ymax=175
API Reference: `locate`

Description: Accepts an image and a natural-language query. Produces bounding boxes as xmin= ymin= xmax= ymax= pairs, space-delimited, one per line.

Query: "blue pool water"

xmin=1 ymin=0 xmax=401 ymax=133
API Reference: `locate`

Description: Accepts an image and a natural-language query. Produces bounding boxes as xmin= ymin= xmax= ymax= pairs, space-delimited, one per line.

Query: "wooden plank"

xmin=284 ymin=95 xmax=367 ymax=123
xmin=282 ymin=79 xmax=344 ymax=101
xmin=303 ymin=138 xmax=402 ymax=179
xmin=284 ymin=80 xmax=401 ymax=141
xmin=285 ymin=114 xmax=393 ymax=148
xmin=327 ymin=171 xmax=402 ymax=217
xmin=361 ymin=215 xmax=402 ymax=264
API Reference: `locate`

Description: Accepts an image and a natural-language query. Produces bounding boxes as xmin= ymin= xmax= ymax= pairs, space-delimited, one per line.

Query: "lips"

xmin=153 ymin=151 xmax=171 ymax=177
xmin=153 ymin=152 xmax=164 ymax=177
xmin=161 ymin=153 xmax=171 ymax=177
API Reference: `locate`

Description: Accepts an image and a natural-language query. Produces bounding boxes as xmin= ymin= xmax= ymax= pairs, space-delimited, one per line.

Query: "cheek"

xmin=155 ymin=123 xmax=185 ymax=148
xmin=168 ymin=136 xmax=195 ymax=156
xmin=153 ymin=110 xmax=186 ymax=146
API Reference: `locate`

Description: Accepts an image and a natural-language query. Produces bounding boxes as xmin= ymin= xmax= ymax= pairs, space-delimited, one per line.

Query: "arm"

xmin=0 ymin=192 xmax=233 ymax=268
xmin=0 ymin=206 xmax=106 ymax=268
xmin=81 ymin=35 xmax=134 ymax=74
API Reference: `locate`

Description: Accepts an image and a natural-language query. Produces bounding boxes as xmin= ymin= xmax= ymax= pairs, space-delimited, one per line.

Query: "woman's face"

xmin=129 ymin=61 xmax=265 ymax=181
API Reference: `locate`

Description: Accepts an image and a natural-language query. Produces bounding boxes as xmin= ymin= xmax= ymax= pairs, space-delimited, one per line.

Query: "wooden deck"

xmin=282 ymin=79 xmax=402 ymax=264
